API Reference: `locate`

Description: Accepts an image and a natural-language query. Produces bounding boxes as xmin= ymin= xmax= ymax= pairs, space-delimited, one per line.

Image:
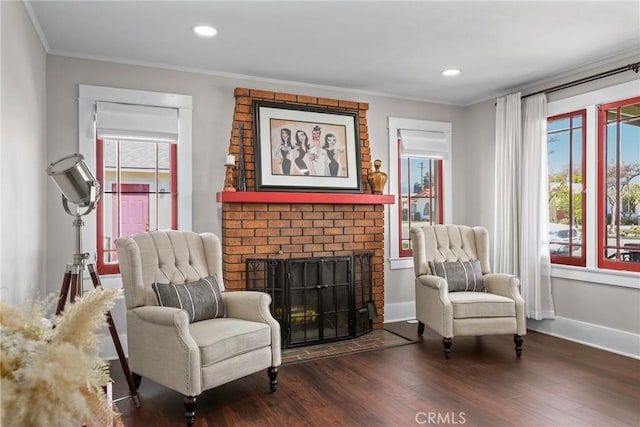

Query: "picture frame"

xmin=253 ymin=100 xmax=362 ymax=192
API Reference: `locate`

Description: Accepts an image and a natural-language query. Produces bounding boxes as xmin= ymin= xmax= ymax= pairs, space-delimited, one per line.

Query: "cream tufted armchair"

xmin=115 ymin=230 xmax=281 ymax=426
xmin=410 ymin=225 xmax=526 ymax=359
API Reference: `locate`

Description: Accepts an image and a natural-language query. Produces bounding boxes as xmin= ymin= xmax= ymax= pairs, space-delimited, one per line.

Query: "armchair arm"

xmin=222 ymin=291 xmax=275 ymax=323
xmin=126 ymin=306 xmax=202 ymax=396
xmin=415 ymin=275 xmax=453 ymax=337
xmin=416 ymin=274 xmax=449 ymax=292
xmin=483 ymin=273 xmax=527 ymax=336
xmin=130 ymin=305 xmax=190 ymax=326
xmin=222 ymin=291 xmax=282 ymax=366
xmin=483 ymin=273 xmax=521 ymax=299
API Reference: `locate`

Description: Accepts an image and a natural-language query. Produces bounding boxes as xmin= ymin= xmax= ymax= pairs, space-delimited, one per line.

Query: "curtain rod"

xmin=522 ymin=61 xmax=640 ymax=99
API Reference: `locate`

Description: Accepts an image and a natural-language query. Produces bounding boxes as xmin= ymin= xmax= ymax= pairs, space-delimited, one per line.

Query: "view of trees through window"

xmin=547 ymin=111 xmax=586 ymax=266
xmin=547 ymin=96 xmax=640 ymax=272
xmin=598 ymin=96 xmax=640 ymax=271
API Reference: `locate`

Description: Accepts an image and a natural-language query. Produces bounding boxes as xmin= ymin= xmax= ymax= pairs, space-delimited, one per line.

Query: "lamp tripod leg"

xmin=87 ymin=264 xmax=141 ymax=408
xmin=56 ymin=266 xmax=73 ymax=315
xmin=69 ymin=268 xmax=80 ymax=302
xmin=56 ymin=264 xmax=83 ymax=315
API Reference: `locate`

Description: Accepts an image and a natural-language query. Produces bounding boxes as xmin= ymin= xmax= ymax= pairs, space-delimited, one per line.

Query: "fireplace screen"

xmin=246 ymin=253 xmax=375 ymax=348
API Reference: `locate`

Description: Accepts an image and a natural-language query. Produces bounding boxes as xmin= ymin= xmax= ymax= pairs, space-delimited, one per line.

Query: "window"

xmin=387 ymin=118 xmax=452 ymax=269
xmin=547 ymin=110 xmax=586 ymax=266
xmin=96 ymin=139 xmax=178 ymax=274
xmin=598 ymin=96 xmax=640 ymax=272
xmin=93 ymin=101 xmax=182 ymax=275
xmin=79 ymin=85 xmax=192 ymax=278
xmin=547 ymin=80 xmax=640 ymax=284
xmin=398 ymin=156 xmax=443 ymax=256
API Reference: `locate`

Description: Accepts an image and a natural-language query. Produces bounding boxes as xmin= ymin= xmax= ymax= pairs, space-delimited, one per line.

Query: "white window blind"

xmin=96 ymin=102 xmax=179 ymax=142
xmin=399 ymin=129 xmax=449 ymax=159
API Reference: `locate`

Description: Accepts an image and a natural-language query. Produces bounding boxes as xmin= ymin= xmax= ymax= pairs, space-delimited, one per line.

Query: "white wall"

xmin=0 ymin=1 xmax=47 ymax=305
xmin=460 ymin=98 xmax=497 ymax=240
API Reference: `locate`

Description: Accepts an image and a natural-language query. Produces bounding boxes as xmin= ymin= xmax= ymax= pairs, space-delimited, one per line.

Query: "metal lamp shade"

xmin=47 ymin=153 xmax=100 ymax=207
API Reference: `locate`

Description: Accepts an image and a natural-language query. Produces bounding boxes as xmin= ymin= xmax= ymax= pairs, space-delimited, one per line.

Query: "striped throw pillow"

xmin=152 ymin=275 xmax=225 ymax=322
xmin=428 ymin=260 xmax=486 ymax=292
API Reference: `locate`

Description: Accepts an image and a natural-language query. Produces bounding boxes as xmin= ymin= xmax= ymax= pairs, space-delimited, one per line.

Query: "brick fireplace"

xmin=216 ymin=88 xmax=393 ymax=330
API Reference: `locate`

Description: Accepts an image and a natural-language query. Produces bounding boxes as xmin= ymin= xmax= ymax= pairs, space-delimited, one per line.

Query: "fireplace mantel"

xmin=216 ymin=191 xmax=395 ymax=205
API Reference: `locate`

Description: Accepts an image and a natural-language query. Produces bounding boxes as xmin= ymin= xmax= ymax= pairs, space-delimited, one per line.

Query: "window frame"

xmin=597 ymin=96 xmax=640 ymax=273
xmin=547 ymin=79 xmax=640 ymax=288
xmin=79 ymin=85 xmax=192 ymax=281
xmin=387 ymin=117 xmax=452 ymax=270
xmin=547 ymin=109 xmax=587 ymax=267
xmin=397 ymin=154 xmax=444 ymax=257
xmin=95 ymin=139 xmax=179 ymax=275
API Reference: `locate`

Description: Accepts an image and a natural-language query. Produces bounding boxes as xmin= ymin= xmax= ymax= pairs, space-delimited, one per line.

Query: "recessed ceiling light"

xmin=441 ymin=68 xmax=461 ymax=77
xmin=193 ymin=25 xmax=217 ymax=37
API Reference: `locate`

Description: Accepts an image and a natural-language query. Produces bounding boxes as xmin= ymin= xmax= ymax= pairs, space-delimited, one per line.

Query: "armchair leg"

xmin=417 ymin=321 xmax=425 ymax=336
xmin=268 ymin=367 xmax=278 ymax=392
xmin=443 ymin=337 xmax=452 ymax=359
xmin=514 ymin=334 xmax=523 ymax=358
xmin=184 ymin=396 xmax=196 ymax=427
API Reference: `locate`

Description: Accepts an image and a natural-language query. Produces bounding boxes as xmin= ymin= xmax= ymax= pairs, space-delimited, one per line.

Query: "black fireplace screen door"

xmin=287 ymin=256 xmax=352 ymax=347
xmin=246 ymin=253 xmax=374 ymax=348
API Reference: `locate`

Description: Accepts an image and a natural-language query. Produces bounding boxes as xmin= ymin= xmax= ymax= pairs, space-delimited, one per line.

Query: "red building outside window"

xmin=398 ymin=153 xmax=444 ymax=257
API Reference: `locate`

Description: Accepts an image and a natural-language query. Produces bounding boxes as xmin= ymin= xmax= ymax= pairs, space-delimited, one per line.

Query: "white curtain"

xmin=494 ymin=93 xmax=522 ymax=275
xmin=521 ymin=94 xmax=555 ymax=319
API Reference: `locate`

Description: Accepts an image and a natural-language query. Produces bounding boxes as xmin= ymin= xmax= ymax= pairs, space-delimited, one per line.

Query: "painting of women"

xmin=276 ymin=128 xmax=293 ymax=174
xmin=294 ymin=129 xmax=310 ymax=175
xmin=323 ymin=133 xmax=341 ymax=176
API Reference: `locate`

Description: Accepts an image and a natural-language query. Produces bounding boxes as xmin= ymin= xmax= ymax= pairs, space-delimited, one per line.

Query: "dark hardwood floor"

xmin=110 ymin=322 xmax=640 ymax=427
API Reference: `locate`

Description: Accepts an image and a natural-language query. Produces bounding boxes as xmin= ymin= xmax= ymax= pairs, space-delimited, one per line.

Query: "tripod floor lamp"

xmin=47 ymin=153 xmax=141 ymax=408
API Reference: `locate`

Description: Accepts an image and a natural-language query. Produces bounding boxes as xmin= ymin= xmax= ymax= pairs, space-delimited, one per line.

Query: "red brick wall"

xmin=222 ymin=88 xmax=384 ymax=328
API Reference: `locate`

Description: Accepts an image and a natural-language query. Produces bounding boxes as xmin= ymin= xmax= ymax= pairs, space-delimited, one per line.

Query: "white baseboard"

xmin=99 ymin=333 xmax=128 ymax=361
xmin=528 ymin=316 xmax=640 ymax=360
xmin=383 ymin=301 xmax=416 ymax=323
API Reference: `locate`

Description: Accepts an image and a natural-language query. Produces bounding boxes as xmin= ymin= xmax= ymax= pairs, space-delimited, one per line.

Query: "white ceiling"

xmin=27 ymin=0 xmax=640 ymax=106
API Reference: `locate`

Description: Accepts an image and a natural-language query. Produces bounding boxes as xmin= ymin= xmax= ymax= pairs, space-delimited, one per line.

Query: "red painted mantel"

xmin=216 ymin=191 xmax=395 ymax=205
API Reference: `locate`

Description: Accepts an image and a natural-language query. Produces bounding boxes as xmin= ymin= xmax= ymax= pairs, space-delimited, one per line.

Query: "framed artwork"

xmin=253 ymin=100 xmax=362 ymax=192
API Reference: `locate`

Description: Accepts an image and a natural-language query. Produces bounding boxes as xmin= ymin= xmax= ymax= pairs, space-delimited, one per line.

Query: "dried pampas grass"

xmin=0 ymin=287 xmax=124 ymax=426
